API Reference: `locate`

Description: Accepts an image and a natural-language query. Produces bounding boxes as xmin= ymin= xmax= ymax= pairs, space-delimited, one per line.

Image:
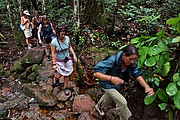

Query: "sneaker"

xmin=95 ymin=105 xmax=105 ymax=116
xmin=30 ymin=44 xmax=32 ymax=47
xmin=63 ymin=88 xmax=70 ymax=95
xmin=28 ymin=46 xmax=31 ymax=49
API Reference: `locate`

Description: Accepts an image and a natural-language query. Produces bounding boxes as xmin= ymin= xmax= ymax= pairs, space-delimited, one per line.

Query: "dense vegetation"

xmin=0 ymin=0 xmax=179 ymax=119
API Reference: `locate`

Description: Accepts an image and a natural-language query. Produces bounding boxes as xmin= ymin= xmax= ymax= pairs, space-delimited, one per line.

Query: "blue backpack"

xmin=20 ymin=24 xmax=25 ymax=30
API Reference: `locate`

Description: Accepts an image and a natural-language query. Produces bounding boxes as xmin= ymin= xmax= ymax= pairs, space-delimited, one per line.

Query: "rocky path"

xmin=0 ymin=46 xmax=171 ymax=120
xmin=0 ymin=47 xmax=107 ymax=120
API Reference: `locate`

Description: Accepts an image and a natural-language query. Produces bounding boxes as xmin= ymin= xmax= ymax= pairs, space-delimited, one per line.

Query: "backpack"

xmin=20 ymin=24 xmax=25 ymax=31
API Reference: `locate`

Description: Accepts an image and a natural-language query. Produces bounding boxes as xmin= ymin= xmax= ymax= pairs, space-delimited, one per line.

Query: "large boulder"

xmin=22 ymin=84 xmax=58 ymax=107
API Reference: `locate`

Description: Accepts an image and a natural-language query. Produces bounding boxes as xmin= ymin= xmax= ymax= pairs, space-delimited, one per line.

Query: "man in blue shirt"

xmin=93 ymin=45 xmax=154 ymax=120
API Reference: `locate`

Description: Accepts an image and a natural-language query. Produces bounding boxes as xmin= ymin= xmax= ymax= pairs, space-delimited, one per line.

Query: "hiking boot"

xmin=95 ymin=104 xmax=105 ymax=116
xmin=63 ymin=88 xmax=70 ymax=95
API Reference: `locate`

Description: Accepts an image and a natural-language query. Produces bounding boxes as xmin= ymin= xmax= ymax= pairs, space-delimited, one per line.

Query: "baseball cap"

xmin=23 ymin=10 xmax=30 ymax=16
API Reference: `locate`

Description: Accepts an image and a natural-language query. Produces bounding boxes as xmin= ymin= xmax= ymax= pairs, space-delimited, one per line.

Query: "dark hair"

xmin=122 ymin=45 xmax=138 ymax=56
xmin=56 ymin=26 xmax=67 ymax=36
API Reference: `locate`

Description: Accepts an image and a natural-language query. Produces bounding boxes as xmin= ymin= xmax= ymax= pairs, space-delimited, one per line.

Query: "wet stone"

xmin=73 ymin=94 xmax=95 ymax=113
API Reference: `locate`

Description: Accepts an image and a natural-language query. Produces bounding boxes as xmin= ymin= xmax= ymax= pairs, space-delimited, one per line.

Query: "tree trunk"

xmin=6 ymin=0 xmax=22 ymax=48
xmin=74 ymin=0 xmax=80 ymax=32
xmin=42 ymin=0 xmax=45 ymax=14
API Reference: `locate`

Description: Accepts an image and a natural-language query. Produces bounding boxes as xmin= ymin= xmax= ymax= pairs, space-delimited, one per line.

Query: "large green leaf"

xmin=158 ymin=41 xmax=168 ymax=52
xmin=131 ymin=37 xmax=140 ymax=44
xmin=156 ymin=30 xmax=165 ymax=37
xmin=173 ymin=73 xmax=180 ymax=83
xmin=148 ymin=45 xmax=160 ymax=56
xmin=177 ymin=81 xmax=180 ymax=87
xmin=162 ymin=62 xmax=171 ymax=76
xmin=157 ymin=89 xmax=168 ymax=102
xmin=138 ymin=47 xmax=149 ymax=67
xmin=166 ymin=18 xmax=179 ymax=25
xmin=158 ymin=103 xmax=167 ymax=110
xmin=166 ymin=83 xmax=178 ymax=96
xmin=144 ymin=55 xmax=159 ymax=67
xmin=144 ymin=94 xmax=156 ymax=105
xmin=173 ymin=91 xmax=180 ymax=109
xmin=157 ymin=53 xmax=165 ymax=72
xmin=139 ymin=46 xmax=149 ymax=55
xmin=145 ymin=37 xmax=158 ymax=43
xmin=172 ymin=36 xmax=180 ymax=43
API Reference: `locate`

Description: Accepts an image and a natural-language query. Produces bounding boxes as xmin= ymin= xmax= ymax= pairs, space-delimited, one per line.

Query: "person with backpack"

xmin=37 ymin=15 xmax=56 ymax=60
xmin=20 ymin=10 xmax=32 ymax=49
xmin=93 ymin=45 xmax=154 ymax=120
xmin=32 ymin=10 xmax=41 ymax=46
xmin=51 ymin=26 xmax=77 ymax=95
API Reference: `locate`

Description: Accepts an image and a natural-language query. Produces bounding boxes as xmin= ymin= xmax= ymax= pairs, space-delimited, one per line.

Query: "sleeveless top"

xmin=33 ymin=17 xmax=41 ymax=29
xmin=41 ymin=23 xmax=52 ymax=38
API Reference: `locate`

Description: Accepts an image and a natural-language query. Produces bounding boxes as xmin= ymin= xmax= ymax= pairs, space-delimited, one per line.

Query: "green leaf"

xmin=158 ymin=41 xmax=168 ymax=52
xmin=154 ymin=77 xmax=160 ymax=86
xmin=166 ymin=83 xmax=178 ymax=96
xmin=119 ymin=44 xmax=128 ymax=50
xmin=172 ymin=36 xmax=180 ymax=43
xmin=157 ymin=89 xmax=168 ymax=102
xmin=148 ymin=45 xmax=161 ymax=56
xmin=144 ymin=55 xmax=159 ymax=67
xmin=145 ymin=37 xmax=158 ymax=43
xmin=157 ymin=53 xmax=166 ymax=72
xmin=177 ymin=81 xmax=180 ymax=87
xmin=173 ymin=91 xmax=180 ymax=109
xmin=150 ymin=15 xmax=161 ymax=23
xmin=156 ymin=30 xmax=165 ymax=37
xmin=159 ymin=52 xmax=169 ymax=64
xmin=173 ymin=73 xmax=180 ymax=83
xmin=158 ymin=103 xmax=167 ymax=110
xmin=144 ymin=94 xmax=156 ymax=105
xmin=166 ymin=18 xmax=179 ymax=25
xmin=138 ymin=47 xmax=149 ymax=67
xmin=162 ymin=62 xmax=171 ymax=76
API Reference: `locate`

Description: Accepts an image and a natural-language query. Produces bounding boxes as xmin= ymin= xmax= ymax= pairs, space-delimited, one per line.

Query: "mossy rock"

xmin=32 ymin=64 xmax=39 ymax=72
xmin=36 ymin=75 xmax=41 ymax=83
xmin=20 ymin=49 xmax=44 ymax=66
xmin=26 ymin=66 xmax=33 ymax=75
xmin=3 ymin=71 xmax=10 ymax=78
xmin=12 ymin=61 xmax=25 ymax=73
xmin=19 ymin=71 xmax=27 ymax=80
xmin=27 ymin=72 xmax=38 ymax=82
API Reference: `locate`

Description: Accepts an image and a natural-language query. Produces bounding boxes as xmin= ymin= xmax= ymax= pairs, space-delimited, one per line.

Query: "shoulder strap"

xmin=56 ymin=38 xmax=68 ymax=57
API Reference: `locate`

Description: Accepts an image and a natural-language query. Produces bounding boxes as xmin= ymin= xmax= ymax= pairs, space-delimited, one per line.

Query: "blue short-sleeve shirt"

xmin=93 ymin=51 xmax=142 ymax=91
xmin=51 ymin=36 xmax=70 ymax=60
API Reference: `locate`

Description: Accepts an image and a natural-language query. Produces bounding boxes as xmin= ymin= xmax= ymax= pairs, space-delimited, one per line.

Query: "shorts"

xmin=43 ymin=34 xmax=57 ymax=44
xmin=24 ymin=28 xmax=32 ymax=38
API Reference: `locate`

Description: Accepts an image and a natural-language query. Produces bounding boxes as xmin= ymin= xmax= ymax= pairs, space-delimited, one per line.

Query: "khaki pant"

xmin=97 ymin=88 xmax=132 ymax=120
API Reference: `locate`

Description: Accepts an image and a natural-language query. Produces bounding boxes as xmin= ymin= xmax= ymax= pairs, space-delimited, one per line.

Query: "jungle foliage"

xmin=0 ymin=0 xmax=179 ymax=119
